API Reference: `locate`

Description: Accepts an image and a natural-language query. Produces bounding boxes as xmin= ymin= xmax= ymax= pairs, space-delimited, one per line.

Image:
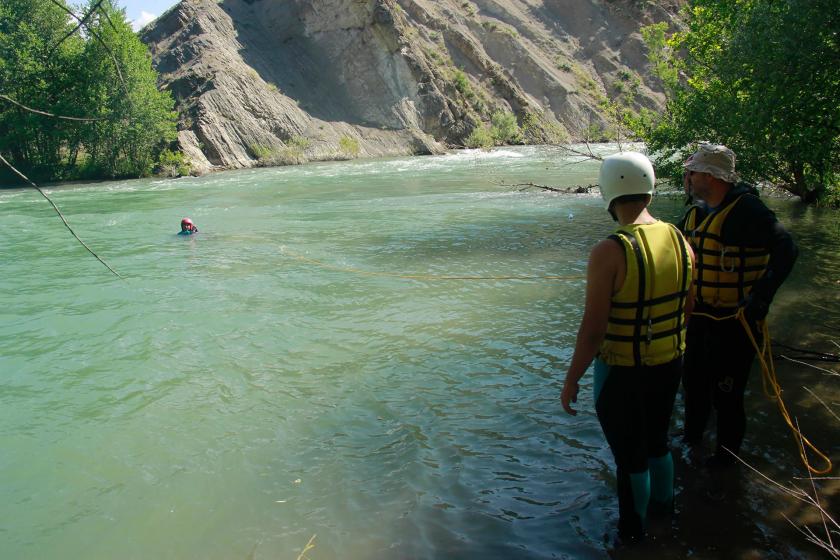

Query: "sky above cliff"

xmin=121 ymin=0 xmax=178 ymax=30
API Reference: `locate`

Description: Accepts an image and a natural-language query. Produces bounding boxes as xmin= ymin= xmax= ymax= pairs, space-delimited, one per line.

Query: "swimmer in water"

xmin=178 ymin=218 xmax=198 ymax=235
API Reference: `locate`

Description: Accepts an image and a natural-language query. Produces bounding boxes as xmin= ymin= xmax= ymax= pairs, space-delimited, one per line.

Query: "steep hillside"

xmin=141 ymin=0 xmax=682 ymax=173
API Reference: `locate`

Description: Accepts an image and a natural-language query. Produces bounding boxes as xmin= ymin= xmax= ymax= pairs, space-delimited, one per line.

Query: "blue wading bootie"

xmin=648 ymin=453 xmax=675 ymax=516
xmin=630 ymin=470 xmax=651 ymax=521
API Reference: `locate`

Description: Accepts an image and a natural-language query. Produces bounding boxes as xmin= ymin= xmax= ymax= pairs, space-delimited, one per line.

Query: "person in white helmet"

xmin=560 ymin=151 xmax=695 ymax=543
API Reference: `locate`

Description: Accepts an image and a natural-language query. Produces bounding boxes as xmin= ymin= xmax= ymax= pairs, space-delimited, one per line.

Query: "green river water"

xmin=1 ymin=146 xmax=838 ymax=559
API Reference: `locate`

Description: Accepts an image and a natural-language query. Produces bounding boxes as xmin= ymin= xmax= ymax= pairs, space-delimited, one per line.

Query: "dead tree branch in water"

xmin=546 ymin=142 xmax=604 ymax=162
xmin=0 ymin=153 xmax=122 ymax=279
xmin=492 ymin=179 xmax=597 ymax=193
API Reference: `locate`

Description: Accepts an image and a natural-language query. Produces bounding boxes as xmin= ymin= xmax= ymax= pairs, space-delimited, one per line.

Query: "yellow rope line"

xmin=279 ymin=246 xmax=586 ymax=281
xmin=693 ymin=309 xmax=833 ymax=475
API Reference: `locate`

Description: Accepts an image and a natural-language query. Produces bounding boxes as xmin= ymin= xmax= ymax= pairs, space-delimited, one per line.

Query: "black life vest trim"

xmin=609 ymin=289 xmax=690 ymax=308
xmin=698 ymin=263 xmax=768 ymax=273
xmin=695 ymin=247 xmax=769 ymax=258
xmin=604 ymin=326 xmax=684 ymax=343
xmin=694 ymin=278 xmax=759 ymax=289
xmin=608 ymin=308 xmax=683 ymax=325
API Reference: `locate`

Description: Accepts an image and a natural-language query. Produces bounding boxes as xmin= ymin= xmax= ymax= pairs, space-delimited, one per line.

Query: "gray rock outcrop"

xmin=141 ymin=0 xmax=682 ymax=174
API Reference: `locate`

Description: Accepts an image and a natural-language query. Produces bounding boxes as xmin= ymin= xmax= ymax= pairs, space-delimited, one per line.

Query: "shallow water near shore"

xmin=1 ymin=145 xmax=837 ymax=559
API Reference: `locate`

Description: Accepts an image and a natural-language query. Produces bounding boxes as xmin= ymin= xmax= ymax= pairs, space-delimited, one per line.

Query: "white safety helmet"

xmin=598 ymin=151 xmax=655 ymax=209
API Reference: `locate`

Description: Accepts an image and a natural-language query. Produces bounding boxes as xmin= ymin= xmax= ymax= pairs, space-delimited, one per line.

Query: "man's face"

xmin=686 ymin=170 xmax=713 ymax=200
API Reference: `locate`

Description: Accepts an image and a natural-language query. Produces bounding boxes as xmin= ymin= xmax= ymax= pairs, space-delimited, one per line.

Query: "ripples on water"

xmin=0 ymin=146 xmax=836 ymax=559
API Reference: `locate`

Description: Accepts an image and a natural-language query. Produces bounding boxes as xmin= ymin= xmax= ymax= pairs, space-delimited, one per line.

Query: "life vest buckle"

xmin=646 ymin=318 xmax=653 ymax=345
xmin=721 ymin=247 xmax=736 ymax=273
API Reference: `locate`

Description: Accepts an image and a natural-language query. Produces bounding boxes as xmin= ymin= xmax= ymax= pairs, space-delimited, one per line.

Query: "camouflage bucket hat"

xmin=683 ymin=142 xmax=739 ymax=183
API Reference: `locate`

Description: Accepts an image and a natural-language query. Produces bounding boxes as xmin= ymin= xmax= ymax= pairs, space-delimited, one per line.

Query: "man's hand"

xmin=741 ymin=294 xmax=769 ymax=324
xmin=561 ymin=380 xmax=579 ymax=416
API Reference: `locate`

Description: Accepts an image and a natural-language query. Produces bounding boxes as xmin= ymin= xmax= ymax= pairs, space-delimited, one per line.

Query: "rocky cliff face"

xmin=141 ymin=0 xmax=682 ymax=174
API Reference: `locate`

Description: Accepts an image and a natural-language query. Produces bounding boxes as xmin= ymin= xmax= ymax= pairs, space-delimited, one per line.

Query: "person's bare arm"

xmin=560 ymin=239 xmax=620 ymax=415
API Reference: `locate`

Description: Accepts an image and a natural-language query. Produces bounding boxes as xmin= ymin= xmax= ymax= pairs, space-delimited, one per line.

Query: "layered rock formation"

xmin=141 ymin=0 xmax=682 ymax=174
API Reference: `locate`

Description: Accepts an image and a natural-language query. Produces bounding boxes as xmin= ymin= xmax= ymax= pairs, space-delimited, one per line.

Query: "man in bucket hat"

xmin=679 ymin=143 xmax=798 ymax=468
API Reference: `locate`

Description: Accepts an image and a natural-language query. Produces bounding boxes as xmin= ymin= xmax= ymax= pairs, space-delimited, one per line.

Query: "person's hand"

xmin=741 ymin=294 xmax=769 ymax=324
xmin=561 ymin=380 xmax=579 ymax=416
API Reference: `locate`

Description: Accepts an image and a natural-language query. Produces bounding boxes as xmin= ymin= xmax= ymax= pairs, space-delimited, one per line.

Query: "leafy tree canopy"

xmin=639 ymin=0 xmax=839 ymax=204
xmin=0 ymin=0 xmax=178 ymax=183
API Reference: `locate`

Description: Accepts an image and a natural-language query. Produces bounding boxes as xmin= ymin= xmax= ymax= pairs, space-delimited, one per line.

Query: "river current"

xmin=1 ymin=146 xmax=837 ymax=559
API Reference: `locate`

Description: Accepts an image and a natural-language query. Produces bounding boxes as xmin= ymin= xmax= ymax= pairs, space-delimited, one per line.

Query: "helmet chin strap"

xmin=608 ymin=205 xmax=618 ymax=222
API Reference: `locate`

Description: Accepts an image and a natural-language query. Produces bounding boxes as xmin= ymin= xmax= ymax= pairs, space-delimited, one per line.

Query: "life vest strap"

xmin=609 ymin=289 xmax=689 ymax=309
xmin=604 ymin=326 xmax=684 ymax=343
xmin=608 ymin=308 xmax=683 ymax=326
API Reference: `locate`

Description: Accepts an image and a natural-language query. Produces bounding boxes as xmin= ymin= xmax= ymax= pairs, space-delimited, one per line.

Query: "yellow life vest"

xmin=684 ymin=195 xmax=770 ymax=313
xmin=600 ymin=221 xmax=693 ymax=367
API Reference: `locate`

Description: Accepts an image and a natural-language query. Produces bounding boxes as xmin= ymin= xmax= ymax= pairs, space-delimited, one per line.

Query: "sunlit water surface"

xmin=1 ymin=146 xmax=838 ymax=559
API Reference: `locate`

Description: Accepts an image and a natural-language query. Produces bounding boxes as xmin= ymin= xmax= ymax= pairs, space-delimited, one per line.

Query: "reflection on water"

xmin=0 ymin=146 xmax=836 ymax=559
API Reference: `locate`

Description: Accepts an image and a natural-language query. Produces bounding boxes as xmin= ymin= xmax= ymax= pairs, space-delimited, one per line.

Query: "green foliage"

xmin=490 ymin=110 xmax=522 ymax=145
xmin=556 ymin=58 xmax=572 ymax=72
xmin=521 ymin=111 xmax=570 ymax=144
xmin=465 ymin=124 xmax=493 ymax=148
xmin=155 ymin=149 xmax=191 ymax=177
xmin=640 ymin=0 xmax=840 ymax=203
xmin=461 ymin=1 xmax=477 ymax=16
xmin=339 ymin=135 xmax=360 ymax=158
xmin=287 ymin=135 xmax=311 ymax=150
xmin=452 ymin=69 xmax=475 ymax=100
xmin=276 ymin=135 xmax=310 ymax=165
xmin=465 ymin=111 xmax=524 ymax=147
xmin=247 ymin=136 xmax=312 ymax=167
xmin=247 ymin=143 xmax=273 ymax=160
xmin=0 ymin=0 xmax=177 ymax=182
xmin=425 ymin=47 xmax=442 ymax=65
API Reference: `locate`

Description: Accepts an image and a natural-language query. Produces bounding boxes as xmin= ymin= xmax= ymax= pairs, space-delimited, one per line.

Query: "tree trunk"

xmin=790 ymin=161 xmax=818 ymax=203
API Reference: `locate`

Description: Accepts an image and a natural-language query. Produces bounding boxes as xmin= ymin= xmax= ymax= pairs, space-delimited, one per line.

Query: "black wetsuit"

xmin=680 ymin=184 xmax=798 ymax=460
xmin=595 ymin=358 xmax=682 ymax=540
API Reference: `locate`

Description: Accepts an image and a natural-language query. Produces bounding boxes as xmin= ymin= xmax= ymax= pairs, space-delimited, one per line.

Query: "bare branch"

xmin=295 ymin=534 xmax=317 ymax=560
xmin=795 ymin=417 xmax=835 ymax=550
xmin=496 ymin=180 xmax=596 ymax=193
xmin=0 ymin=94 xmax=104 ymax=122
xmin=48 ymin=0 xmax=106 ymax=56
xmin=47 ymin=0 xmax=130 ymax=99
xmin=545 ymin=143 xmax=603 ymax=161
xmin=803 ymin=387 xmax=840 ymax=424
xmin=779 ymin=354 xmax=840 ymax=377
xmin=0 ymin=153 xmax=123 ymax=280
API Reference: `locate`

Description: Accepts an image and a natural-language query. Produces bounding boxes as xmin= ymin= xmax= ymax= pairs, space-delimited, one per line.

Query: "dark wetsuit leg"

xmin=711 ymin=321 xmax=757 ymax=457
xmin=596 ymin=358 xmax=682 ymax=539
xmin=682 ymin=316 xmax=714 ymax=444
xmin=683 ymin=315 xmax=756 ymax=456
